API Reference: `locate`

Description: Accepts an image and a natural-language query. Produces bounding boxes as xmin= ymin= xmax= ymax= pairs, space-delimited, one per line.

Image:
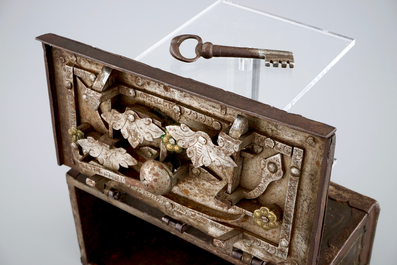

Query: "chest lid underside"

xmin=37 ymin=33 xmax=336 ymax=265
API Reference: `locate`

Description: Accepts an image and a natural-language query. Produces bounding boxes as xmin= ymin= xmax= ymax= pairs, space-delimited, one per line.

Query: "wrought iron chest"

xmin=37 ymin=33 xmax=379 ymax=265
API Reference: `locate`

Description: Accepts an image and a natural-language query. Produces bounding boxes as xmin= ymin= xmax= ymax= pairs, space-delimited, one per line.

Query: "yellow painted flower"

xmin=161 ymin=130 xmax=183 ymax=153
xmin=253 ymin=207 xmax=278 ymax=231
xmin=68 ymin=127 xmax=85 ymax=143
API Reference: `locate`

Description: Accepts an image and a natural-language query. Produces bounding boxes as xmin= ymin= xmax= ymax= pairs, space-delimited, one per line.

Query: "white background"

xmin=0 ymin=0 xmax=396 ymax=264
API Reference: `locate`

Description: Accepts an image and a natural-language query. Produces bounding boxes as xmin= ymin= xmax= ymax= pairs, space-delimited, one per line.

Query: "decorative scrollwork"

xmin=102 ymin=108 xmax=164 ymax=148
xmin=166 ymin=124 xmax=237 ymax=168
xmin=78 ymin=137 xmax=137 ymax=171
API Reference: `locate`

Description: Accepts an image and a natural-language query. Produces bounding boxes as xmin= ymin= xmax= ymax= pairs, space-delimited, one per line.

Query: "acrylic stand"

xmin=136 ymin=0 xmax=354 ymax=111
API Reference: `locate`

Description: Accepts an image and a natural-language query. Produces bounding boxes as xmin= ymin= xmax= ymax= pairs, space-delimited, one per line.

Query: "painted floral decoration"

xmin=161 ymin=130 xmax=183 ymax=153
xmin=68 ymin=127 xmax=85 ymax=143
xmin=253 ymin=207 xmax=278 ymax=231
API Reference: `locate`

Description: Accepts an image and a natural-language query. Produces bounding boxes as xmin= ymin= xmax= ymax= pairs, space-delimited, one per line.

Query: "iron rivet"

xmin=129 ymin=88 xmax=136 ymax=97
xmin=136 ymin=76 xmax=144 ymax=86
xmin=253 ymin=144 xmax=263 ymax=154
xmin=173 ymin=105 xmax=181 ymax=114
xmin=265 ymin=138 xmax=275 ymax=149
xmin=267 ymin=162 xmax=277 ymax=173
xmin=192 ymin=168 xmax=201 ymax=176
xmin=65 ymin=81 xmax=72 ymax=89
xmin=213 ymin=239 xmax=225 ymax=248
xmin=82 ymin=94 xmax=87 ymax=100
xmin=244 ymin=238 xmax=253 ymax=246
xmin=280 ymin=238 xmax=289 ymax=247
xmin=290 ymin=166 xmax=301 ymax=177
xmin=306 ymin=136 xmax=315 ymax=146
xmin=165 ymin=202 xmax=173 ymax=211
xmin=212 ymin=121 xmax=222 ymax=130
xmin=128 ymin=114 xmax=135 ymax=122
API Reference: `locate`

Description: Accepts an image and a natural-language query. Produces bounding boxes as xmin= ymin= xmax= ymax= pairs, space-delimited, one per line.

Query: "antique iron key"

xmin=170 ymin=34 xmax=294 ymax=68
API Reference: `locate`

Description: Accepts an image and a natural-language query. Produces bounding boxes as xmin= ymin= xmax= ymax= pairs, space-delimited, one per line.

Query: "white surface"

xmin=0 ymin=0 xmax=396 ymax=264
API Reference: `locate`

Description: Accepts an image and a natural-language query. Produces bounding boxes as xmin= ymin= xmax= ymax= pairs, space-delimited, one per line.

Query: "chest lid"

xmin=37 ymin=33 xmax=336 ymax=265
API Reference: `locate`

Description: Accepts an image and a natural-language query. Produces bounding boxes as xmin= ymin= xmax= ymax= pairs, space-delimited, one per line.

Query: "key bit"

xmin=170 ymin=34 xmax=294 ymax=68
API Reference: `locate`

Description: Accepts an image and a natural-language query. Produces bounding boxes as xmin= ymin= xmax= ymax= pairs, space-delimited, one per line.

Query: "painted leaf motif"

xmin=102 ymin=108 xmax=164 ymax=148
xmin=166 ymin=124 xmax=237 ymax=168
xmin=102 ymin=109 xmax=127 ymax=130
xmin=166 ymin=124 xmax=197 ymax=148
xmin=78 ymin=137 xmax=137 ymax=171
xmin=79 ymin=136 xmax=102 ymax=157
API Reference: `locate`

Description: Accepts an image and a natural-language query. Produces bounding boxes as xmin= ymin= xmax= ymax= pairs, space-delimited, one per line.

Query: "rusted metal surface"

xmin=319 ymin=182 xmax=380 ymax=265
xmin=244 ymin=154 xmax=284 ymax=200
xmin=170 ymin=34 xmax=294 ymax=68
xmin=67 ymin=171 xmax=379 ymax=265
xmin=67 ymin=170 xmax=247 ymax=265
xmin=38 ymin=33 xmax=343 ymax=264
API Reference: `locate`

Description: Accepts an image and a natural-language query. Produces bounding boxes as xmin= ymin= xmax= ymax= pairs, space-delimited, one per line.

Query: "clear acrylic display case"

xmin=136 ymin=0 xmax=354 ymax=111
